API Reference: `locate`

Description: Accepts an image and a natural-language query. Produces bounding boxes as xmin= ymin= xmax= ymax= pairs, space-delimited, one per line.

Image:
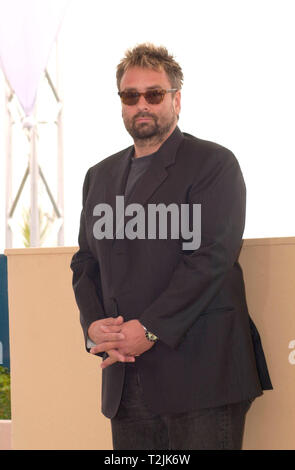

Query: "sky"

xmin=0 ymin=0 xmax=295 ymax=251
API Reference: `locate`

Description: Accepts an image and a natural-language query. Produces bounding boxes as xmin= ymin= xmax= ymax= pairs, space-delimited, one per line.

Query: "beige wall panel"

xmin=240 ymin=238 xmax=295 ymax=450
xmin=0 ymin=421 xmax=12 ymax=450
xmin=5 ymin=238 xmax=295 ymax=450
xmin=6 ymin=247 xmax=112 ymax=450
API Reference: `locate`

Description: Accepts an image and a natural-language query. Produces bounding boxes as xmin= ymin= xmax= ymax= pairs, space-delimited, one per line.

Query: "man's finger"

xmin=90 ymin=341 xmax=120 ymax=354
xmin=100 ymin=350 xmax=135 ymax=369
xmin=101 ymin=357 xmax=135 ymax=370
xmin=100 ymin=325 xmax=123 ymax=333
xmin=102 ymin=315 xmax=123 ymax=326
xmin=100 ymin=356 xmax=117 ymax=369
xmin=103 ymin=332 xmax=125 ymax=341
xmin=100 ymin=358 xmax=112 ymax=369
xmin=114 ymin=315 xmax=124 ymax=323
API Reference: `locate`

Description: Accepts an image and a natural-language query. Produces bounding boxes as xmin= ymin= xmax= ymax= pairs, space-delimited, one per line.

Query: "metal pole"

xmin=56 ymin=39 xmax=64 ymax=245
xmin=8 ymin=165 xmax=29 ymax=217
xmin=4 ymin=43 xmax=64 ymax=248
xmin=29 ymin=116 xmax=40 ymax=247
xmin=5 ymin=83 xmax=13 ymax=248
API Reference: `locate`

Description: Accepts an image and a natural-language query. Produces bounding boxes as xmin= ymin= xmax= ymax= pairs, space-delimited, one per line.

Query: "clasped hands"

xmin=88 ymin=316 xmax=154 ymax=369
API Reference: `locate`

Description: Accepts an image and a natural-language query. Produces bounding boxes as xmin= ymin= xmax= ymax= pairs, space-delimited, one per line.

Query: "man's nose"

xmin=136 ymin=94 xmax=150 ymax=110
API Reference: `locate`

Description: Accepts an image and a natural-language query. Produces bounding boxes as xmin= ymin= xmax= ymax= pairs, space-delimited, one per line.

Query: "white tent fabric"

xmin=0 ymin=0 xmax=70 ymax=116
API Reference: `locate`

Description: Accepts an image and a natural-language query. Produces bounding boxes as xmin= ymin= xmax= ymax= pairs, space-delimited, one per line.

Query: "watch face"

xmin=141 ymin=323 xmax=158 ymax=342
xmin=147 ymin=331 xmax=158 ymax=342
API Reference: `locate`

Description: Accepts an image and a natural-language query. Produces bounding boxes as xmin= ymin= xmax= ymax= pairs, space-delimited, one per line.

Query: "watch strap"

xmin=141 ymin=324 xmax=158 ymax=342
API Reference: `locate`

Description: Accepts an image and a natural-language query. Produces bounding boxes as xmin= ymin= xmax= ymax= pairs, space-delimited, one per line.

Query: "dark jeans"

xmin=111 ymin=362 xmax=253 ymax=450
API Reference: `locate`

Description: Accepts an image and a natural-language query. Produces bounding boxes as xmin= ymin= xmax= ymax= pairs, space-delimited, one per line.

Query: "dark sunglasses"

xmin=118 ymin=88 xmax=177 ymax=106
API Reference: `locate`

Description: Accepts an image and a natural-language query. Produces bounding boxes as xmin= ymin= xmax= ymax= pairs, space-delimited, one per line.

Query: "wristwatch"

xmin=141 ymin=324 xmax=158 ymax=342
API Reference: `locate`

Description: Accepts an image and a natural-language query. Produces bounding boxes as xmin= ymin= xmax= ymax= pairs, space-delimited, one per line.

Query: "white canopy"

xmin=0 ymin=0 xmax=70 ymax=116
xmin=0 ymin=0 xmax=70 ymax=247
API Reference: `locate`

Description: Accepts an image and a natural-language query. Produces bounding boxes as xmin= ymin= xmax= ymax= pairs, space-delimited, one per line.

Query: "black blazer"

xmin=70 ymin=126 xmax=272 ymax=419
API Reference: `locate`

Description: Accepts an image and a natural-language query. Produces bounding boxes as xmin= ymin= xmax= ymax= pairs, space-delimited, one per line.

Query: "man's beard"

xmin=123 ymin=111 xmax=176 ymax=143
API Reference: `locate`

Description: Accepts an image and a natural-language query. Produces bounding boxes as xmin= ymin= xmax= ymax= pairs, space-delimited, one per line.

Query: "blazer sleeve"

xmin=70 ymin=168 xmax=106 ymax=353
xmin=139 ymin=149 xmax=246 ymax=350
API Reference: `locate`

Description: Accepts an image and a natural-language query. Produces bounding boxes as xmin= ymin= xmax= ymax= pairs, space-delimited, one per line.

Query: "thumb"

xmin=103 ymin=315 xmax=123 ymax=326
xmin=114 ymin=315 xmax=124 ymax=324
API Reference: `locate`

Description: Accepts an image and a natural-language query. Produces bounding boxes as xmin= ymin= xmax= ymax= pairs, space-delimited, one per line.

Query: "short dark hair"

xmin=116 ymin=43 xmax=183 ymax=90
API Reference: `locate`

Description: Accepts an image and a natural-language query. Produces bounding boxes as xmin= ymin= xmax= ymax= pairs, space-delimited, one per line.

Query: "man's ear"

xmin=174 ymin=90 xmax=181 ymax=116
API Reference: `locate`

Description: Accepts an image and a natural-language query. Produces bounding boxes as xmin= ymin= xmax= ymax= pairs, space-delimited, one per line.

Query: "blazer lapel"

xmin=105 ymin=126 xmax=184 ymax=240
xmin=105 ymin=146 xmax=133 ymax=209
xmin=126 ymin=126 xmax=184 ymax=208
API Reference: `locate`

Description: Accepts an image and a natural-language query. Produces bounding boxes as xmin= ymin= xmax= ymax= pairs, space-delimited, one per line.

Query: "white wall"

xmin=1 ymin=0 xmax=295 ymax=251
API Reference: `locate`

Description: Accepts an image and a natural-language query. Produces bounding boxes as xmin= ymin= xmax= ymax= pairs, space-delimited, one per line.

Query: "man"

xmin=70 ymin=43 xmax=272 ymax=450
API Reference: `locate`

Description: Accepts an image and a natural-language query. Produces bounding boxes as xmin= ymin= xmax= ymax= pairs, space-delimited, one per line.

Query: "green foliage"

xmin=0 ymin=366 xmax=11 ymax=419
xmin=21 ymin=207 xmax=51 ymax=247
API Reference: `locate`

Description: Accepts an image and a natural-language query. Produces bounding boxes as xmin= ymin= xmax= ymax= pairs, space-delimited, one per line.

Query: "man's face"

xmin=119 ymin=66 xmax=181 ymax=142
